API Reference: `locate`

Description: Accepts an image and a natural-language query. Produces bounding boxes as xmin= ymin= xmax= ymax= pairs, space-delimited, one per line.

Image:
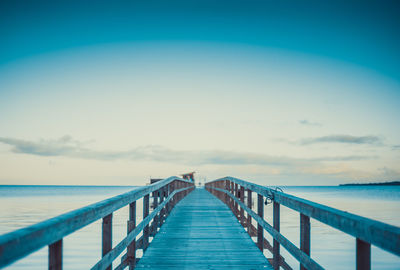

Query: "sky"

xmin=0 ymin=0 xmax=399 ymax=186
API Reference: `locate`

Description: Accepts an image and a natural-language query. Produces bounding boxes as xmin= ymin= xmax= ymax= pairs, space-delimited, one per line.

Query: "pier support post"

xmin=229 ymin=181 xmax=234 ymax=211
xmin=127 ymin=202 xmax=136 ymax=270
xmin=165 ymin=184 xmax=170 ymax=217
xmin=273 ymin=202 xmax=280 ymax=270
xmin=49 ymin=239 xmax=62 ymax=270
xmin=159 ymin=187 xmax=165 ymax=226
xmin=224 ymin=180 xmax=228 ymax=204
xmin=102 ymin=214 xmax=112 ymax=270
xmin=152 ymin=190 xmax=159 ymax=236
xmin=143 ymin=194 xmax=150 ymax=251
xmin=257 ymin=194 xmax=264 ymax=252
xmin=240 ymin=186 xmax=245 ymax=226
xmin=356 ymin=238 xmax=371 ymax=270
xmin=247 ymin=189 xmax=252 ymax=233
xmin=300 ymin=213 xmax=310 ymax=270
xmin=234 ymin=183 xmax=239 ymax=219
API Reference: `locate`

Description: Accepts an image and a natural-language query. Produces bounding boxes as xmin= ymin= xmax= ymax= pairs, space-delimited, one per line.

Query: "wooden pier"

xmin=0 ymin=175 xmax=400 ymax=270
xmin=136 ymin=188 xmax=272 ymax=269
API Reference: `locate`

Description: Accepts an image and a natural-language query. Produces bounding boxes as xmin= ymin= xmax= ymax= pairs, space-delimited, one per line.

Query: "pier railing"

xmin=205 ymin=176 xmax=400 ymax=270
xmin=0 ymin=176 xmax=195 ymax=270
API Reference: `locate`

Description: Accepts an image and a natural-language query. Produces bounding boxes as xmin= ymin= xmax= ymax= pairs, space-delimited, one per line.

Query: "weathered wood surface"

xmin=91 ymin=186 xmax=193 ymax=270
xmin=48 ymin=239 xmax=62 ymax=270
xmin=135 ymin=188 xmax=273 ymax=269
xmin=208 ymin=176 xmax=400 ymax=257
xmin=300 ymin=213 xmax=310 ymax=270
xmin=210 ymin=186 xmax=323 ymax=270
xmin=0 ymin=176 xmax=193 ymax=268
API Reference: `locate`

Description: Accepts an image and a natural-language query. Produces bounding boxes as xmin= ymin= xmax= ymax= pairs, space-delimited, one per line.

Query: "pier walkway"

xmin=1 ymin=175 xmax=400 ymax=270
xmin=136 ymin=188 xmax=272 ymax=269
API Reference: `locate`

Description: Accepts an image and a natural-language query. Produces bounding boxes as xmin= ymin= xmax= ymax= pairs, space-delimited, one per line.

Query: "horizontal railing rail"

xmin=0 ymin=176 xmax=195 ymax=269
xmin=205 ymin=176 xmax=400 ymax=270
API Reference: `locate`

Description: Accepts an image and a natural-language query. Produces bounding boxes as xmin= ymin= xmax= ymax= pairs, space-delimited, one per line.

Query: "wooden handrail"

xmin=91 ymin=186 xmax=193 ymax=270
xmin=205 ymin=176 xmax=400 ymax=270
xmin=211 ymin=187 xmax=323 ymax=270
xmin=0 ymin=176 xmax=195 ymax=269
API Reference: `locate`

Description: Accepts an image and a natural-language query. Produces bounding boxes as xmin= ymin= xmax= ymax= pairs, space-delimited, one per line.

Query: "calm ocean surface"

xmin=0 ymin=185 xmax=399 ymax=269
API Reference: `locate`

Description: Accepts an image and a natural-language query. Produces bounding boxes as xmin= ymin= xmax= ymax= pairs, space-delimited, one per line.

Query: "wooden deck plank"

xmin=136 ymin=188 xmax=273 ymax=270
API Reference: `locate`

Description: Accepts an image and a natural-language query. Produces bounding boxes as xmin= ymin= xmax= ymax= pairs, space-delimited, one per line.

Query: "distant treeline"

xmin=340 ymin=181 xmax=400 ymax=186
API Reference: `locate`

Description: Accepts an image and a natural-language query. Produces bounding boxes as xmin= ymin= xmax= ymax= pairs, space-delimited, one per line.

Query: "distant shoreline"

xmin=340 ymin=181 xmax=400 ymax=186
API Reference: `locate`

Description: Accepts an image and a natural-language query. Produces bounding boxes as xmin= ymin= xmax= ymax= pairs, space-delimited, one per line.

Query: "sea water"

xmin=0 ymin=185 xmax=399 ymax=269
xmin=263 ymin=185 xmax=400 ymax=270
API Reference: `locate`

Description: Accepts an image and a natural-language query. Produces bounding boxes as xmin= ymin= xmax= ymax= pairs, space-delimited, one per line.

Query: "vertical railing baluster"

xmin=172 ymin=181 xmax=175 ymax=208
xmin=152 ymin=190 xmax=159 ymax=236
xmin=102 ymin=214 xmax=112 ymax=270
xmin=176 ymin=181 xmax=180 ymax=202
xmin=127 ymin=202 xmax=136 ymax=270
xmin=176 ymin=181 xmax=180 ymax=203
xmin=174 ymin=181 xmax=177 ymax=202
xmin=356 ymin=238 xmax=371 ymax=270
xmin=230 ymin=182 xmax=234 ymax=211
xmin=225 ymin=182 xmax=228 ymax=206
xmin=247 ymin=189 xmax=252 ymax=233
xmin=224 ymin=180 xmax=228 ymax=205
xmin=257 ymin=194 xmax=264 ymax=252
xmin=49 ymin=239 xmax=62 ymax=270
xmin=240 ymin=185 xmax=245 ymax=226
xmin=180 ymin=181 xmax=183 ymax=201
xmin=143 ymin=194 xmax=150 ymax=251
xmin=185 ymin=182 xmax=188 ymax=197
xmin=167 ymin=183 xmax=171 ymax=213
xmin=220 ymin=181 xmax=223 ymax=200
xmin=234 ymin=183 xmax=239 ymax=218
xmin=171 ymin=181 xmax=176 ymax=209
xmin=273 ymin=202 xmax=280 ymax=270
xmin=159 ymin=187 xmax=165 ymax=226
xmin=300 ymin=213 xmax=310 ymax=270
xmin=221 ymin=181 xmax=224 ymax=200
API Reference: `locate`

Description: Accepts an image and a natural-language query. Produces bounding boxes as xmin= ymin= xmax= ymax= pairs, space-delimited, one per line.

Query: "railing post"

xmin=221 ymin=181 xmax=224 ymax=200
xmin=240 ymin=185 xmax=245 ymax=226
xmin=168 ymin=180 xmax=177 ymax=209
xmin=185 ymin=182 xmax=188 ymax=197
xmin=356 ymin=238 xmax=371 ymax=270
xmin=165 ymin=185 xmax=168 ymax=215
xmin=179 ymin=181 xmax=183 ymax=201
xmin=247 ymin=189 xmax=252 ymax=233
xmin=49 ymin=239 xmax=62 ymax=270
xmin=176 ymin=181 xmax=182 ymax=203
xmin=102 ymin=214 xmax=112 ymax=270
xmin=257 ymin=194 xmax=264 ymax=252
xmin=127 ymin=202 xmax=136 ymax=270
xmin=300 ymin=213 xmax=310 ymax=270
xmin=273 ymin=202 xmax=280 ymax=270
xmin=167 ymin=183 xmax=171 ymax=212
xmin=224 ymin=180 xmax=228 ymax=205
xmin=143 ymin=194 xmax=150 ymax=251
xmin=228 ymin=182 xmax=231 ymax=208
xmin=159 ymin=187 xmax=165 ymax=226
xmin=176 ymin=181 xmax=180 ymax=202
xmin=152 ymin=190 xmax=159 ymax=236
xmin=234 ymin=183 xmax=239 ymax=218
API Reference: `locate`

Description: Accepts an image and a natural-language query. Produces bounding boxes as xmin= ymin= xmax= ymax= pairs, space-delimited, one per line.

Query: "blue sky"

xmin=0 ymin=0 xmax=399 ymax=185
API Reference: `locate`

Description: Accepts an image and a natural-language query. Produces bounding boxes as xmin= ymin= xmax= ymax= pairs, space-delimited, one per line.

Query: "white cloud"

xmin=300 ymin=134 xmax=382 ymax=145
xmin=299 ymin=119 xmax=322 ymax=127
xmin=0 ymin=136 xmax=375 ymax=166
